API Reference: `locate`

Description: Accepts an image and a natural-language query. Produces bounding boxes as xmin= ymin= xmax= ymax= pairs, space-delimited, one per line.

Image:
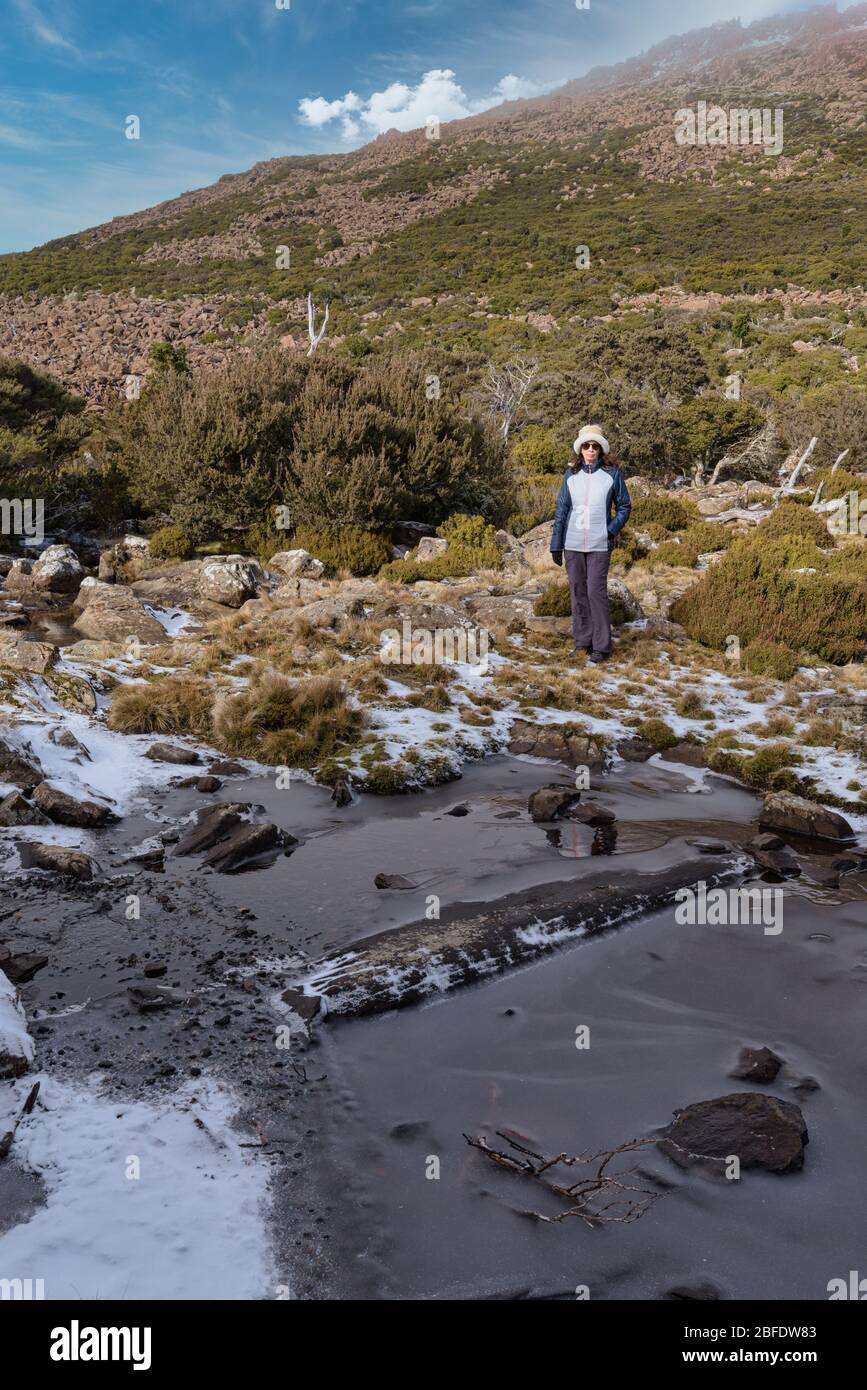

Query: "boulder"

xmin=98 ymin=534 xmax=150 ymax=582
xmin=144 ymin=742 xmax=202 ymax=765
xmin=464 ymin=593 xmax=535 ymax=630
xmin=607 ymin=576 xmax=644 ymax=622
xmin=283 ymin=595 xmax=367 ymax=630
xmin=204 ymin=822 xmax=294 ymax=873
xmin=267 ymin=549 xmax=325 ymax=580
xmin=516 ymin=521 xmax=555 ymax=568
xmin=374 ymin=872 xmax=416 ymax=890
xmin=528 ymin=784 xmax=581 ymax=822
xmin=661 ymin=742 xmax=707 ymax=768
xmin=2 ymin=559 xmax=33 ymax=594
xmin=30 ymin=544 xmax=84 ymax=594
xmin=0 ymin=736 xmax=44 ymax=787
xmin=0 ymin=632 xmax=58 ymax=674
xmin=392 ymin=521 xmax=437 ymax=548
xmin=659 ymin=1092 xmax=808 ymax=1173
xmin=72 ymin=579 xmax=166 ymax=645
xmin=616 ymin=737 xmax=655 ymax=763
xmin=17 ymin=841 xmax=97 ymax=880
xmin=197 ymin=557 xmax=259 ymax=608
xmin=416 ymin=537 xmax=448 ymax=562
xmin=730 ymin=1046 xmax=784 ymax=1084
xmin=0 ymin=790 xmax=50 ymax=827
xmin=33 ymin=782 xmax=116 ymax=828
xmin=758 ymin=791 xmax=854 ymax=843
xmin=207 ymin=759 xmax=247 ymax=776
xmin=175 ymin=804 xmax=249 ymax=856
xmin=568 ymin=801 xmax=616 ymax=826
xmin=508 ymin=720 xmax=608 ymax=771
xmin=43 ymin=670 xmax=98 ymax=714
xmin=0 ymin=971 xmax=33 ymax=1080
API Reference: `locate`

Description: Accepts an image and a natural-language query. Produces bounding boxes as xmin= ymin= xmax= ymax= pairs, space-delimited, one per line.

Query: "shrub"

xmin=742 ymin=639 xmax=798 ymax=681
xmin=108 ymin=676 xmax=213 ymax=737
xmin=707 ymin=741 xmax=801 ymax=791
xmin=295 ymin=525 xmax=392 ymax=576
xmin=631 ymin=494 xmax=699 ymax=531
xmin=758 ymin=501 xmax=832 ymax=545
xmin=148 ymin=525 xmax=196 ymax=561
xmin=671 ymin=534 xmax=867 ymax=666
xmin=637 ymin=717 xmax=678 ymax=750
xmin=609 ymin=531 xmax=648 ymax=570
xmin=380 ymin=513 xmax=502 ymax=581
xmin=642 ymin=539 xmax=700 ymax=568
xmin=680 ymin=522 xmax=732 ymax=553
xmin=676 ymin=691 xmax=712 ymax=718
xmin=534 ymin=581 xmax=571 ymax=617
xmin=506 ymin=471 xmax=561 ymax=533
xmin=212 ymin=671 xmax=365 ymax=767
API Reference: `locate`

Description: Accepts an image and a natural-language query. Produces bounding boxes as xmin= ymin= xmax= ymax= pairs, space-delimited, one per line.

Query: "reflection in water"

xmin=592 ymin=823 xmax=618 ymax=855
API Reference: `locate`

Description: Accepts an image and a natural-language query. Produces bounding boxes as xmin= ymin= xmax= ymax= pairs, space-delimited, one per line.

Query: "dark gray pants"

xmin=564 ymin=549 xmax=611 ymax=653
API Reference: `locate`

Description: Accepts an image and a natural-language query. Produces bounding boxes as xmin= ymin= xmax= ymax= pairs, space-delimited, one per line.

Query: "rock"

xmin=568 ymin=801 xmax=616 ymax=826
xmin=175 ymin=804 xmax=249 ymax=855
xmin=641 ymin=616 xmax=687 ymax=640
xmin=617 ymin=737 xmax=655 ymax=762
xmin=197 ymin=557 xmax=259 ymax=608
xmin=758 ymin=791 xmax=855 ymax=843
xmin=64 ymin=639 xmax=127 ymax=661
xmin=392 ymin=520 xmax=437 ymax=548
xmin=17 ymin=841 xmax=97 ymax=880
xmin=0 ymin=949 xmax=48 ymax=984
xmin=516 ymin=521 xmax=555 ymax=568
xmin=33 ymin=781 xmax=117 ymax=828
xmin=508 ymin=720 xmax=607 ymax=771
xmin=122 ymin=845 xmax=165 ymax=872
xmin=43 ymin=670 xmax=98 ymax=714
xmin=751 ymin=832 xmax=784 ymax=851
xmin=0 ymin=971 xmax=32 ymax=1080
xmin=0 ymin=632 xmax=58 ymax=674
xmin=606 ymin=575 xmax=644 ymax=621
xmin=280 ymin=988 xmax=322 ymax=1024
xmin=286 ymin=595 xmax=367 ymax=630
xmin=374 ymin=872 xmax=416 ymax=890
xmin=145 ymin=742 xmax=202 ymax=765
xmin=204 ymin=822 xmax=295 ymax=873
xmin=330 ymin=778 xmax=352 ymax=807
xmin=525 ymin=615 xmax=572 ymax=636
xmin=730 ymin=1046 xmax=784 ymax=1084
xmin=416 ymin=537 xmax=448 ymax=562
xmin=445 ymin=802 xmax=470 ymax=816
xmin=195 ymin=776 xmax=222 ymax=793
xmin=752 ymin=846 xmax=801 ymax=878
xmin=30 ymin=544 xmax=84 ymax=594
xmin=72 ymin=579 xmax=166 ymax=644
xmin=791 ymin=1076 xmax=821 ymax=1098
xmin=143 ymin=962 xmax=168 ymax=978
xmin=127 ymin=985 xmax=193 ymax=1012
xmin=98 ymin=534 xmax=150 ymax=582
xmin=660 ymin=742 xmax=706 ymax=768
xmin=528 ymin=784 xmax=581 ymax=822
xmin=267 ymin=549 xmax=325 ymax=579
xmin=208 ymin=759 xmax=246 ymax=776
xmin=49 ymin=728 xmax=91 ymax=758
xmin=686 ymin=839 xmax=731 ymax=855
xmin=464 ymin=593 xmax=535 ymax=630
xmin=659 ymin=1092 xmax=808 ymax=1173
xmin=0 ymin=736 xmax=44 ymax=787
xmin=2 ymin=558 xmax=33 ymax=593
xmin=0 ymin=790 xmax=50 ymax=826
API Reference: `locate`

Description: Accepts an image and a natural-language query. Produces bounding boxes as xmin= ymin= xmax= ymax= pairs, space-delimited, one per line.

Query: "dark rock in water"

xmin=528 ymin=784 xmax=581 ymax=822
xmin=0 ymin=949 xmax=48 ymax=984
xmin=791 ymin=1076 xmax=820 ymax=1098
xmin=204 ymin=822 xmax=295 ymax=873
xmin=145 ymin=742 xmax=202 ymax=765
xmin=758 ymin=791 xmax=854 ymax=843
xmin=49 ymin=727 xmax=92 ymax=759
xmin=445 ymin=802 xmax=471 ymax=817
xmin=568 ymin=801 xmax=616 ymax=826
xmin=664 ymin=1280 xmax=722 ymax=1301
xmin=661 ymin=742 xmax=706 ymax=768
xmin=751 ymin=832 xmax=784 ymax=851
xmin=730 ymin=1045 xmax=784 ymax=1083
xmin=123 ymin=846 xmax=165 ymax=872
xmin=495 ymin=810 xmax=521 ymax=819
xmin=752 ymin=846 xmax=801 ymax=879
xmin=804 ymin=863 xmax=839 ymax=889
xmin=143 ymin=962 xmax=168 ymax=978
xmin=509 ymin=719 xmax=607 ymax=770
xmin=0 ymin=736 xmax=44 ymax=788
xmin=616 ymin=737 xmax=655 ymax=762
xmin=128 ymin=984 xmax=195 ymax=1012
xmin=659 ymin=1092 xmax=808 ymax=1174
xmin=374 ymin=872 xmax=416 ymax=890
xmin=175 ymin=804 xmax=249 ymax=855
xmin=280 ymin=988 xmax=322 ymax=1024
xmin=331 ymin=778 xmax=352 ymax=807
xmin=0 ymin=789 xmax=50 ymax=827
xmin=207 ymin=759 xmax=246 ymax=775
xmin=17 ymin=841 xmax=96 ymax=880
xmin=831 ymin=855 xmax=862 ymax=871
xmin=686 ymin=838 xmax=730 ymax=855
xmin=195 ymin=776 xmax=222 ymax=793
xmin=33 ymin=781 xmax=116 ymax=828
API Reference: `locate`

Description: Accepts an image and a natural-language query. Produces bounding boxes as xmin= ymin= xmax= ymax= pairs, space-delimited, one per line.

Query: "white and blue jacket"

xmin=550 ymin=461 xmax=632 ymax=554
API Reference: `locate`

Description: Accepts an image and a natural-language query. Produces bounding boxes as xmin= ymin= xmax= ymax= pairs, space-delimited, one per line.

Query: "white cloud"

xmin=13 ymin=0 xmax=80 ymax=55
xmin=298 ymin=67 xmax=545 ymax=141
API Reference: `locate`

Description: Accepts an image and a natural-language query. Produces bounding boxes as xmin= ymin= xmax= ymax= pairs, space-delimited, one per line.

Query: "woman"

xmin=550 ymin=425 xmax=631 ymax=663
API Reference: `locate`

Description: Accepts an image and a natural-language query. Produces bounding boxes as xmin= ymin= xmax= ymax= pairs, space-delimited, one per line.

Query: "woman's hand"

xmin=551 ymin=551 xmax=563 ymax=566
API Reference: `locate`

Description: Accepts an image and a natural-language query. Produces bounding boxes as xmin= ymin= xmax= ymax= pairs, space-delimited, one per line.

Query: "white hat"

xmin=573 ymin=425 xmax=610 ymax=456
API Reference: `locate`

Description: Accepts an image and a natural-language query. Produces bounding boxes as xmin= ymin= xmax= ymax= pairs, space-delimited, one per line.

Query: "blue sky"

xmin=0 ymin=0 xmax=829 ymax=253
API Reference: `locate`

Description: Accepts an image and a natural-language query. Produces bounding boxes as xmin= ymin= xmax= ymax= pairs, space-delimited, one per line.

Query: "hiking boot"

xmin=589 ymin=650 xmax=609 ymax=664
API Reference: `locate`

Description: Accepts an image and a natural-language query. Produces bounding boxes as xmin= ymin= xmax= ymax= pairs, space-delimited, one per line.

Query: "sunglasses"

xmin=581 ymin=442 xmax=601 ymax=450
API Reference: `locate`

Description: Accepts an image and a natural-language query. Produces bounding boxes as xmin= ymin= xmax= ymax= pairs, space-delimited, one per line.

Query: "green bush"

xmin=631 ymin=494 xmax=699 ymax=531
xmin=534 ymin=581 xmax=571 ymax=617
xmin=758 ymin=501 xmax=832 ymax=545
xmin=671 ymin=534 xmax=867 ymax=665
xmin=380 ymin=513 xmax=502 ymax=582
xmin=506 ymin=471 xmax=561 ymax=534
xmin=294 ymin=525 xmax=392 ymax=576
xmin=642 ymin=539 xmax=700 ymax=568
xmin=148 ymin=525 xmax=196 ymax=561
xmin=609 ymin=531 xmax=649 ymax=570
xmin=637 ymin=718 xmax=679 ymax=750
xmin=742 ymin=639 xmax=798 ymax=681
xmin=680 ymin=522 xmax=732 ymax=553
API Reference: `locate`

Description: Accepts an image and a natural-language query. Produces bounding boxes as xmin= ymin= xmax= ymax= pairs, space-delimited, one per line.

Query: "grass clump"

xmin=757 ymin=501 xmax=833 ymax=546
xmin=108 ymin=676 xmax=213 ymax=737
xmin=212 ymin=671 xmax=365 ymax=767
xmin=631 ymin=494 xmax=699 ymax=532
xmin=295 ymin=525 xmax=392 ymax=576
xmin=742 ymin=639 xmax=799 ymax=681
xmin=534 ymin=580 xmax=571 ymax=617
xmin=636 ymin=717 xmax=679 ymax=750
xmin=642 ymin=539 xmax=700 ymax=568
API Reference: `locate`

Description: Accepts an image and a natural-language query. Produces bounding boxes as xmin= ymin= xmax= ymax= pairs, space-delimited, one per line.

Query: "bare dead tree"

xmin=777 ymin=435 xmax=817 ymax=497
xmin=830 ymin=449 xmax=850 ymax=475
xmin=479 ymin=356 xmax=539 ymax=442
xmin=463 ymin=1129 xmax=663 ymax=1226
xmin=306 ymin=292 xmax=330 ymax=356
xmin=705 ymin=420 xmax=779 ymax=487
